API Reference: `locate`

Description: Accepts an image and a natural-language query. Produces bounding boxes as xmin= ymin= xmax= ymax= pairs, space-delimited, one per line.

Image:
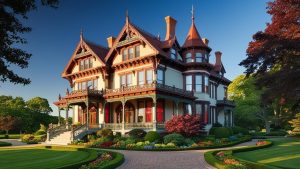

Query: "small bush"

xmin=128 ymin=129 xmax=146 ymax=139
xmin=97 ymin=128 xmax=113 ymax=138
xmin=209 ymin=127 xmax=218 ymax=135
xmin=144 ymin=131 xmax=160 ymax=142
xmin=231 ymin=126 xmax=249 ymax=135
xmin=214 ymin=127 xmax=232 ymax=138
xmin=184 ymin=138 xmax=195 ymax=146
xmin=163 ymin=133 xmax=185 ymax=146
xmin=21 ymin=134 xmax=40 ymax=144
xmin=35 ymin=130 xmax=46 ymax=136
xmin=212 ymin=122 xmax=223 ymax=127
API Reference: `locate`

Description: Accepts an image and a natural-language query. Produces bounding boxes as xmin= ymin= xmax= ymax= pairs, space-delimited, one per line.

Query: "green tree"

xmin=0 ymin=0 xmax=58 ymax=85
xmin=26 ymin=97 xmax=53 ymax=114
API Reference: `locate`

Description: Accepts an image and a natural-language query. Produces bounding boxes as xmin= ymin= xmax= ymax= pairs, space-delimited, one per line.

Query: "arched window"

xmin=186 ymin=53 xmax=192 ymax=63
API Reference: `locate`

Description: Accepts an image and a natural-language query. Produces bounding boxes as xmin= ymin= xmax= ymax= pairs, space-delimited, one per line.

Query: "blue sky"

xmin=1 ymin=0 xmax=270 ymax=116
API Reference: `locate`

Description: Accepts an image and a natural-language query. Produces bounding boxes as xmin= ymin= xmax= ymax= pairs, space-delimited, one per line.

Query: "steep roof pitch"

xmin=104 ymin=19 xmax=168 ymax=63
xmin=62 ymin=35 xmax=108 ymax=77
xmin=182 ymin=20 xmax=206 ymax=48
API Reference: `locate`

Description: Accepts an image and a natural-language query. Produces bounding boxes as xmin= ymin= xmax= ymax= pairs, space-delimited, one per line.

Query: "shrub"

xmin=35 ymin=130 xmax=46 ymax=136
xmin=99 ymin=141 xmax=115 ymax=148
xmin=165 ymin=114 xmax=204 ymax=137
xmin=21 ymin=134 xmax=40 ymax=144
xmin=96 ymin=128 xmax=113 ymax=138
xmin=144 ymin=131 xmax=160 ymax=142
xmin=212 ymin=122 xmax=223 ymax=127
xmin=163 ymin=133 xmax=185 ymax=146
xmin=124 ymin=137 xmax=136 ymax=145
xmin=184 ymin=138 xmax=195 ymax=146
xmin=128 ymin=129 xmax=146 ymax=139
xmin=214 ymin=127 xmax=232 ymax=138
xmin=209 ymin=127 xmax=218 ymax=135
xmin=231 ymin=126 xmax=249 ymax=135
xmin=115 ymin=132 xmax=122 ymax=138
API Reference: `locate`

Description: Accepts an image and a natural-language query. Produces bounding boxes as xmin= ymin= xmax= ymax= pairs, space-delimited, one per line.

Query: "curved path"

xmin=115 ymin=139 xmax=257 ymax=169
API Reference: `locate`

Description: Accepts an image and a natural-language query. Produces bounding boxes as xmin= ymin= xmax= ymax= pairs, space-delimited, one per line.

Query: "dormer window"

xmin=186 ymin=53 xmax=192 ymax=63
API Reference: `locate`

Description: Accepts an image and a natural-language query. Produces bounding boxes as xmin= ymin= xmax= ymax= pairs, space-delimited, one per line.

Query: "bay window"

xmin=195 ymin=75 xmax=202 ymax=92
xmin=157 ymin=69 xmax=164 ymax=84
xmin=185 ymin=75 xmax=192 ymax=91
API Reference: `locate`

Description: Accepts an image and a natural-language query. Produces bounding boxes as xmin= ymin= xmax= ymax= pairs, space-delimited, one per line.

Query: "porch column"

xmin=66 ymin=106 xmax=69 ymax=129
xmin=86 ymin=101 xmax=89 ymax=128
xmin=231 ymin=111 xmax=234 ymax=127
xmin=102 ymin=101 xmax=106 ymax=126
xmin=58 ymin=108 xmax=61 ymax=126
xmin=122 ymin=101 xmax=125 ymax=131
xmin=96 ymin=102 xmax=100 ymax=127
xmin=152 ymin=101 xmax=157 ymax=131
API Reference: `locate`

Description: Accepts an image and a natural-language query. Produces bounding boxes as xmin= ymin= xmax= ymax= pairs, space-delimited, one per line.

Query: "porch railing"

xmin=65 ymin=89 xmax=103 ymax=98
xmin=104 ymin=123 xmax=122 ymax=130
xmin=105 ymin=82 xmax=194 ymax=98
xmin=125 ymin=122 xmax=153 ymax=129
xmin=71 ymin=124 xmax=88 ymax=141
xmin=47 ymin=124 xmax=68 ymax=141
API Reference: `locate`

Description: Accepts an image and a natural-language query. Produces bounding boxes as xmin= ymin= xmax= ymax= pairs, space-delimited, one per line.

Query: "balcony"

xmin=217 ymin=99 xmax=235 ymax=107
xmin=54 ymin=89 xmax=103 ymax=107
xmin=104 ymin=82 xmax=195 ymax=99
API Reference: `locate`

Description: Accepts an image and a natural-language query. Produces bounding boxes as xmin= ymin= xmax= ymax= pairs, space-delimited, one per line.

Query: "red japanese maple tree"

xmin=165 ymin=114 xmax=204 ymax=137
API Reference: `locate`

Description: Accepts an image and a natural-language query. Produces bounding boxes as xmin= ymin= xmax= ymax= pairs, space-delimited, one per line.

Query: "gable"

xmin=62 ymin=38 xmax=107 ymax=77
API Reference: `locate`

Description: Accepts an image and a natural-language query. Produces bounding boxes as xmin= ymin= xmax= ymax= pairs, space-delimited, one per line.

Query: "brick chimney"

xmin=202 ymin=38 xmax=209 ymax=45
xmin=165 ymin=16 xmax=177 ymax=40
xmin=107 ymin=36 xmax=116 ymax=48
xmin=215 ymin=51 xmax=222 ymax=68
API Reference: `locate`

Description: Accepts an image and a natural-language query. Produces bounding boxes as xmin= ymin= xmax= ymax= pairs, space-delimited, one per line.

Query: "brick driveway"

xmin=115 ymin=140 xmax=257 ymax=169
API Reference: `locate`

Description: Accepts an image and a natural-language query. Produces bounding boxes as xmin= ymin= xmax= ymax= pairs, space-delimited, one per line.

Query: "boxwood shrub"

xmin=144 ymin=131 xmax=160 ymax=142
xmin=214 ymin=127 xmax=232 ymax=138
xmin=163 ymin=133 xmax=185 ymax=146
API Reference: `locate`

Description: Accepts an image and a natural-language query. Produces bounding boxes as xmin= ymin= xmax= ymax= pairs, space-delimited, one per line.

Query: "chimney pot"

xmin=165 ymin=16 xmax=177 ymax=40
xmin=202 ymin=38 xmax=209 ymax=45
xmin=215 ymin=51 xmax=222 ymax=66
xmin=107 ymin=36 xmax=116 ymax=48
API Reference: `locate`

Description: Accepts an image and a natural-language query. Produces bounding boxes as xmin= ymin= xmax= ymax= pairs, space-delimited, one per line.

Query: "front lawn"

xmin=0 ymin=146 xmax=97 ymax=169
xmin=235 ymin=138 xmax=300 ymax=169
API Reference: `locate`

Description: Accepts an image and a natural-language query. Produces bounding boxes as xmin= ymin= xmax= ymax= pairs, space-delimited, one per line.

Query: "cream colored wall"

xmin=72 ymin=64 xmax=79 ymax=74
xmin=164 ymin=66 xmax=183 ymax=89
xmin=112 ymin=63 xmax=153 ymax=89
xmin=112 ymin=44 xmax=155 ymax=65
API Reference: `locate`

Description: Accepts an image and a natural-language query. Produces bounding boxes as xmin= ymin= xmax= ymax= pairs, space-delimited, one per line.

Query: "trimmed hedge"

xmin=0 ymin=141 xmax=12 ymax=147
xmin=144 ymin=131 xmax=160 ymax=142
xmin=204 ymin=140 xmax=276 ymax=169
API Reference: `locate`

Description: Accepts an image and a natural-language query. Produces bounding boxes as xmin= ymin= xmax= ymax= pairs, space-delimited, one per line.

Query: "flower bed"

xmin=79 ymin=150 xmax=124 ymax=169
xmin=91 ymin=135 xmax=252 ymax=151
xmin=204 ymin=140 xmax=274 ymax=169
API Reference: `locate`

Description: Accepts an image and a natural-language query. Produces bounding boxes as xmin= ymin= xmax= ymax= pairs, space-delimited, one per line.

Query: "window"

xmin=157 ymin=69 xmax=164 ymax=84
xmin=146 ymin=70 xmax=153 ymax=84
xmin=196 ymin=104 xmax=202 ymax=116
xmin=82 ymin=82 xmax=86 ymax=90
xmin=204 ymin=75 xmax=209 ymax=93
xmin=84 ymin=59 xmax=89 ymax=69
xmin=185 ymin=75 xmax=192 ymax=91
xmin=185 ymin=104 xmax=192 ymax=115
xmin=210 ymin=83 xmax=217 ymax=99
xmin=135 ymin=46 xmax=140 ymax=57
xmin=195 ymin=53 xmax=203 ymax=62
xmin=93 ymin=79 xmax=98 ymax=90
xmin=138 ymin=70 xmax=144 ymax=85
xmin=138 ymin=101 xmax=145 ymax=122
xmin=80 ymin=60 xmax=84 ymax=71
xmin=171 ymin=48 xmax=176 ymax=60
xmin=120 ymin=75 xmax=126 ymax=87
xmin=186 ymin=53 xmax=192 ymax=63
xmin=224 ymin=87 xmax=228 ymax=99
xmin=87 ymin=80 xmax=93 ymax=89
xmin=126 ymin=74 xmax=132 ymax=86
xmin=129 ymin=47 xmax=134 ymax=59
xmin=209 ymin=106 xmax=216 ymax=124
xmin=89 ymin=58 xmax=93 ymax=68
xmin=122 ymin=49 xmax=128 ymax=61
xmin=195 ymin=75 xmax=202 ymax=92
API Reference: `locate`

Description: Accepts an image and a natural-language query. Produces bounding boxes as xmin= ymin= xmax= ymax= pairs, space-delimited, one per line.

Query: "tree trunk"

xmin=265 ymin=121 xmax=271 ymax=133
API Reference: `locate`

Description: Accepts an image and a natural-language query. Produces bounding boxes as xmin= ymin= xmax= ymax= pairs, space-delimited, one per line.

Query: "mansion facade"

xmin=53 ymin=14 xmax=235 ymax=137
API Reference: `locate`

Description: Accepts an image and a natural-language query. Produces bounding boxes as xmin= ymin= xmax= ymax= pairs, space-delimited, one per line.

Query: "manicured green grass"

xmin=0 ymin=147 xmax=95 ymax=169
xmin=235 ymin=138 xmax=300 ymax=169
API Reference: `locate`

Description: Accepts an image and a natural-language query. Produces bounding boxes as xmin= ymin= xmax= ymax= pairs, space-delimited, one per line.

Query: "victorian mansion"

xmin=53 ymin=12 xmax=235 ymax=141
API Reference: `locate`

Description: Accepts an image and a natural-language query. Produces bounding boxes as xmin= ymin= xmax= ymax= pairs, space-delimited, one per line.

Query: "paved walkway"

xmin=0 ymin=139 xmax=27 ymax=146
xmin=115 ymin=139 xmax=257 ymax=169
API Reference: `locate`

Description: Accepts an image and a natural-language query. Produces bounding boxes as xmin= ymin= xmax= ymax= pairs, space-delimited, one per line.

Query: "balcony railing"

xmin=104 ymin=122 xmax=165 ymax=130
xmin=64 ymin=89 xmax=103 ymax=99
xmin=105 ymin=82 xmax=194 ymax=98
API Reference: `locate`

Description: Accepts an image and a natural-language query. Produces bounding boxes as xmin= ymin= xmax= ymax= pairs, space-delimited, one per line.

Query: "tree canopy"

xmin=0 ymin=0 xmax=58 ymax=85
xmin=26 ymin=97 xmax=53 ymax=114
xmin=239 ymin=0 xmax=300 ymax=106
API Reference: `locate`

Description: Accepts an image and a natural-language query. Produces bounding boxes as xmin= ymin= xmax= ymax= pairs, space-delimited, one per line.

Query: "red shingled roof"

xmin=182 ymin=21 xmax=206 ymax=48
xmin=85 ymin=40 xmax=109 ymax=62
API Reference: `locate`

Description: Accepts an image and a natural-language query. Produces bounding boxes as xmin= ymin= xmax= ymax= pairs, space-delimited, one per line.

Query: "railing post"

xmin=152 ymin=101 xmax=157 ymax=131
xmin=58 ymin=108 xmax=61 ymax=126
xmin=66 ymin=106 xmax=69 ymax=130
xmin=122 ymin=101 xmax=125 ymax=132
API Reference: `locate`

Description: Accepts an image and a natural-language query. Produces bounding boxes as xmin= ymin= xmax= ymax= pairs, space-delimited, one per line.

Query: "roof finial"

xmin=191 ymin=5 xmax=195 ymax=23
xmin=80 ymin=28 xmax=83 ymax=41
xmin=126 ymin=10 xmax=129 ymax=24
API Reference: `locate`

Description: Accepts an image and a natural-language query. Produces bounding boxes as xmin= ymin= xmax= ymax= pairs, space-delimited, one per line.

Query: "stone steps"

xmin=46 ymin=131 xmax=72 ymax=145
